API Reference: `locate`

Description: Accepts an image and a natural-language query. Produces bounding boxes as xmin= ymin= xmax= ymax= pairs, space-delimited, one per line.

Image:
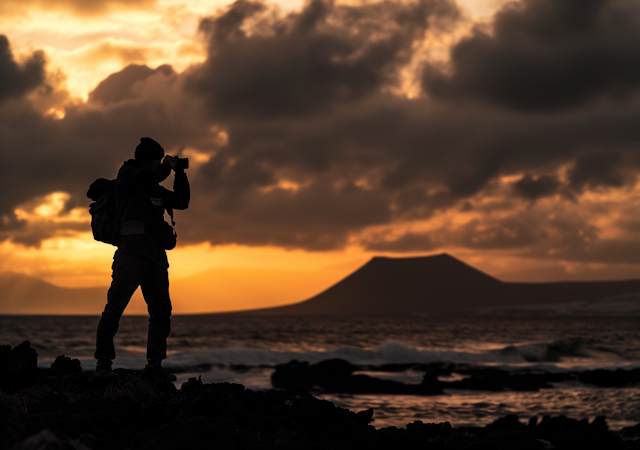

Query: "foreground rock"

xmin=2 ymin=342 xmax=640 ymax=450
xmin=0 ymin=341 xmax=38 ymax=390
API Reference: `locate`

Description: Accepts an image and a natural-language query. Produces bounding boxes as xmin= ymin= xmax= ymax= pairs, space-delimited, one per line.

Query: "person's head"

xmin=135 ymin=137 xmax=164 ymax=165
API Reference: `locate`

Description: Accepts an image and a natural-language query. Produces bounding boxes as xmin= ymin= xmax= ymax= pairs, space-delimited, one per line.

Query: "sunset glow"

xmin=2 ymin=0 xmax=640 ymax=314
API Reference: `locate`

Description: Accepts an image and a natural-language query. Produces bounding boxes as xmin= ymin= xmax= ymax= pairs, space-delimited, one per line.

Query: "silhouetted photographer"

xmin=88 ymin=137 xmax=190 ymax=380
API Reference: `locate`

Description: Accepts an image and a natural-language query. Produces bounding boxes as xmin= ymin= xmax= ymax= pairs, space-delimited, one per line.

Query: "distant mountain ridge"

xmin=0 ymin=272 xmax=107 ymax=315
xmin=0 ymin=267 xmax=338 ymax=315
xmin=237 ymin=254 xmax=640 ymax=316
xmin=4 ymin=254 xmax=640 ymax=316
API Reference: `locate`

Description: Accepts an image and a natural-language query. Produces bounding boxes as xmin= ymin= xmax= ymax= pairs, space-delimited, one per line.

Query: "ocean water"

xmin=1 ymin=315 xmax=639 ymax=430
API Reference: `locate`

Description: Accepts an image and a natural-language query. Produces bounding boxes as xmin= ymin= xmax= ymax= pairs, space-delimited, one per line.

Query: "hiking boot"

xmin=141 ymin=361 xmax=176 ymax=382
xmin=95 ymin=359 xmax=115 ymax=379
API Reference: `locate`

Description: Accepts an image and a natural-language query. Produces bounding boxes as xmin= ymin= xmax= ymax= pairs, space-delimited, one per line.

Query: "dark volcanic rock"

xmin=51 ymin=355 xmax=83 ymax=376
xmin=0 ymin=341 xmax=38 ymax=391
xmin=1 ymin=345 xmax=640 ymax=450
xmin=621 ymin=423 xmax=640 ymax=440
xmin=579 ymin=368 xmax=640 ymax=387
xmin=446 ymin=368 xmax=568 ymax=392
xmin=2 ymin=369 xmax=640 ymax=450
xmin=272 ymin=359 xmax=572 ymax=394
xmin=272 ymin=358 xmax=444 ymax=395
xmin=271 ymin=359 xmax=314 ymax=391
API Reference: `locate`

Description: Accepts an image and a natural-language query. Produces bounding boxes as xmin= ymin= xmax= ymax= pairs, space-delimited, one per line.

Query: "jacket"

xmin=115 ymin=159 xmax=190 ymax=263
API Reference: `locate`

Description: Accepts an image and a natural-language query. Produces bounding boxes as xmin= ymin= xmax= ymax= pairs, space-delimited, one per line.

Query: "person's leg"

xmin=95 ymin=252 xmax=148 ymax=362
xmin=140 ymin=261 xmax=172 ymax=363
xmin=139 ymin=261 xmax=175 ymax=381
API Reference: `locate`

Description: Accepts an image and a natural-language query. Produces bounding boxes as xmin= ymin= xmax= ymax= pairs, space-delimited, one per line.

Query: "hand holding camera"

xmin=163 ymin=155 xmax=189 ymax=172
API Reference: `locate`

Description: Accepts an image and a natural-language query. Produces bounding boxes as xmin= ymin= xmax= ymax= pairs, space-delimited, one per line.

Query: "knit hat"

xmin=134 ymin=137 xmax=164 ymax=162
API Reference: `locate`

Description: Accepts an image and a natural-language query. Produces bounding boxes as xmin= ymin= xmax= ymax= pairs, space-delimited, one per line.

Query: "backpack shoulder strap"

xmin=166 ymin=205 xmax=175 ymax=227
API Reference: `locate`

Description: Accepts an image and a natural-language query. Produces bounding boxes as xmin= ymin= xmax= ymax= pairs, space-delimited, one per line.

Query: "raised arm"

xmin=117 ymin=160 xmax=172 ymax=188
xmin=169 ymin=171 xmax=190 ymax=210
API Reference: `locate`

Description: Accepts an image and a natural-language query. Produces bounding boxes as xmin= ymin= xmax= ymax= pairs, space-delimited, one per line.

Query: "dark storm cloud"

xmin=0 ymin=35 xmax=46 ymax=103
xmin=180 ymin=91 xmax=640 ymax=250
xmin=364 ymin=196 xmax=600 ymax=257
xmin=362 ymin=232 xmax=439 ymax=253
xmin=89 ymin=64 xmax=175 ymax=104
xmin=513 ymin=174 xmax=561 ymax=200
xmin=0 ymin=56 xmax=210 ymax=245
xmin=186 ymin=0 xmax=458 ymax=118
xmin=3 ymin=0 xmax=640 ymax=267
xmin=423 ymin=0 xmax=640 ymax=111
xmin=366 ymin=216 xmax=540 ymax=252
xmin=185 ymin=179 xmax=392 ymax=250
xmin=568 ymin=152 xmax=631 ymax=191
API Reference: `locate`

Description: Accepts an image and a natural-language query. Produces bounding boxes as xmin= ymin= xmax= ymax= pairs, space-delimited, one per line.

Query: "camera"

xmin=175 ymin=157 xmax=189 ymax=170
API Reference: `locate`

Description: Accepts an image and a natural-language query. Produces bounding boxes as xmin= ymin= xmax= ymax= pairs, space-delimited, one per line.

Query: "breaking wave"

xmin=492 ymin=339 xmax=589 ymax=362
xmin=58 ymin=340 xmax=603 ymax=373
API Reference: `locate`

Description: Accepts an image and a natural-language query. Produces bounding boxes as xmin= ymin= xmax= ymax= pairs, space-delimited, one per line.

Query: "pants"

xmin=95 ymin=250 xmax=172 ymax=361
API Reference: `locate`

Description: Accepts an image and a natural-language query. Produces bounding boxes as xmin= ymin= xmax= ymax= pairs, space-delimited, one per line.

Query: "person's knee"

xmin=149 ymin=304 xmax=172 ymax=320
xmin=145 ymin=289 xmax=172 ymax=315
xmin=102 ymin=299 xmax=128 ymax=318
xmin=101 ymin=306 xmax=123 ymax=320
xmin=97 ymin=312 xmax=121 ymax=337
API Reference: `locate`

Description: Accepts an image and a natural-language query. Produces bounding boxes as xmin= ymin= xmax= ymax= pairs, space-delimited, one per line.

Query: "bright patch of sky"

xmin=1 ymin=0 xmax=509 ymax=99
xmin=0 ymin=0 xmax=309 ymax=99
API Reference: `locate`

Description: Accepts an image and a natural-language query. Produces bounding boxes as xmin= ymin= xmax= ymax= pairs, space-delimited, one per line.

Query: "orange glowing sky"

xmin=2 ymin=0 xmax=640 ymax=314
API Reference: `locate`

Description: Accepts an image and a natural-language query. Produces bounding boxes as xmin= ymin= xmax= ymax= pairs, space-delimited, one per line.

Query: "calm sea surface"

xmin=1 ymin=315 xmax=639 ymax=429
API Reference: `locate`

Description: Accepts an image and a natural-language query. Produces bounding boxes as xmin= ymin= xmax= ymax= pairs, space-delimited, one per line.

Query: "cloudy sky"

xmin=2 ymin=0 xmax=640 ymax=312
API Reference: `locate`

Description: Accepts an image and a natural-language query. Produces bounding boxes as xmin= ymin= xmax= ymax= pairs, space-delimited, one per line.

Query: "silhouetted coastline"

xmin=270 ymin=359 xmax=640 ymax=394
xmin=6 ymin=254 xmax=640 ymax=316
xmin=2 ymin=341 xmax=640 ymax=449
xmin=234 ymin=254 xmax=640 ymax=316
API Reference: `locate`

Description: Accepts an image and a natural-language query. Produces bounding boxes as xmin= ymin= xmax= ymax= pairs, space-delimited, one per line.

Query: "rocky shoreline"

xmin=271 ymin=359 xmax=640 ymax=394
xmin=2 ymin=341 xmax=640 ymax=450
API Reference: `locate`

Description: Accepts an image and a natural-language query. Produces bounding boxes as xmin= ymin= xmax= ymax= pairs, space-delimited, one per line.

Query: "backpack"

xmin=87 ymin=178 xmax=177 ymax=249
xmin=87 ymin=178 xmax=120 ymax=246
